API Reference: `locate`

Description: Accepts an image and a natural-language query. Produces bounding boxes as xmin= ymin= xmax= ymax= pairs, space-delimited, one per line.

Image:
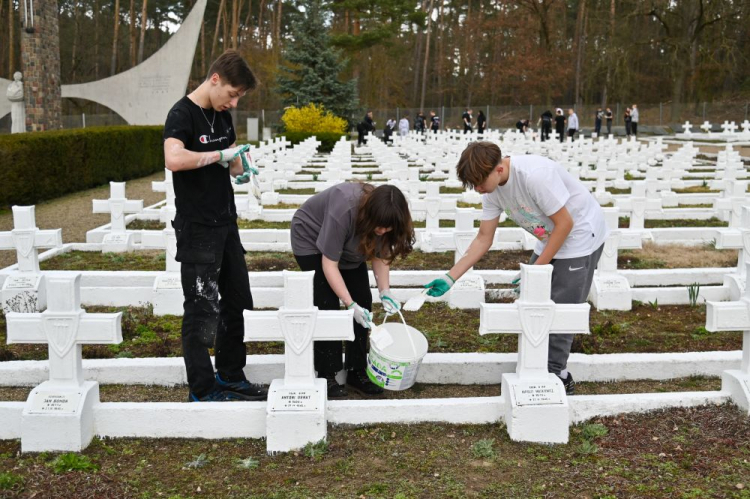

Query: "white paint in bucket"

xmin=367 ymin=312 xmax=429 ymax=391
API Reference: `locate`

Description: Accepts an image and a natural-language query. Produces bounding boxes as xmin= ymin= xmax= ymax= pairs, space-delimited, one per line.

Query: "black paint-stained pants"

xmin=294 ymin=254 xmax=371 ymax=374
xmin=173 ymin=215 xmax=253 ymax=398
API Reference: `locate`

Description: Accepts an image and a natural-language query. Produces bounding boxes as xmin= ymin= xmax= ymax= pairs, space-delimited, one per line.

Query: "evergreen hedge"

xmin=0 ymin=126 xmax=164 ymax=208
xmin=280 ymin=131 xmax=347 ymax=153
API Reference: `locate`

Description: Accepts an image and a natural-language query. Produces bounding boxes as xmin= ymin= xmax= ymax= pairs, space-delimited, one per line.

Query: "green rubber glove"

xmin=348 ymin=302 xmax=373 ymax=329
xmin=380 ymin=289 xmax=401 ymax=315
xmin=424 ymin=273 xmax=456 ymax=297
xmin=511 ymin=271 xmax=521 ymax=296
xmin=218 ymin=144 xmax=250 ymax=168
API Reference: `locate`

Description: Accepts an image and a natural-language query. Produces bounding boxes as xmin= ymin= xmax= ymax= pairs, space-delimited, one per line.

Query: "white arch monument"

xmin=61 ymin=0 xmax=207 ymax=125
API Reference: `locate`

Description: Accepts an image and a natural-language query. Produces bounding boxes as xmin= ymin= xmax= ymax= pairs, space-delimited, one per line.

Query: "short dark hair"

xmin=206 ymin=50 xmax=257 ymax=92
xmin=456 ymin=141 xmax=502 ymax=189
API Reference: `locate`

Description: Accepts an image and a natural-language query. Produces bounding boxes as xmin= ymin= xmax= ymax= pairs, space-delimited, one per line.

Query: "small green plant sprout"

xmin=581 ymin=423 xmax=608 ymax=440
xmin=471 ymin=438 xmax=496 ymax=459
xmin=687 ymin=283 xmax=701 ymax=307
xmin=366 ymin=173 xmax=373 ymax=181
xmin=303 ymin=439 xmax=328 ymax=459
xmin=701 ymin=179 xmax=708 ymax=188
xmin=50 ymin=453 xmax=99 ymax=473
xmin=236 ymin=456 xmax=260 ymax=470
xmin=692 ymin=326 xmax=710 ymax=339
xmin=185 ymin=453 xmax=210 ymax=469
xmin=312 ymin=173 xmax=318 ymax=181
xmin=419 ymin=174 xmax=429 ymax=181
xmin=0 ymin=472 xmax=24 ymax=490
xmin=648 ymin=298 xmax=659 ymax=310
xmin=576 ymin=439 xmax=599 ymax=455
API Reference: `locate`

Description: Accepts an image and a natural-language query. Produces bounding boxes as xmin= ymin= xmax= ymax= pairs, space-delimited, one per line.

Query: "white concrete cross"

xmin=721 ymin=121 xmax=737 ymax=135
xmin=590 ymin=208 xmax=642 ymax=311
xmin=244 ymin=271 xmax=354 ymax=387
xmin=244 ymin=271 xmax=354 ymax=453
xmin=6 ymin=273 xmax=122 ymax=452
xmin=7 ymin=273 xmax=122 ymax=384
xmin=682 ymin=121 xmax=693 ymax=135
xmin=479 ymin=264 xmax=590 ymax=443
xmin=92 ymin=182 xmax=143 ymax=233
xmin=479 ymin=264 xmax=590 ymax=378
xmin=152 ymin=169 xmax=176 ymax=223
xmin=705 ymin=262 xmax=750 ymax=414
xmin=741 ymin=121 xmax=750 ymax=136
xmin=714 ymin=181 xmax=749 ymax=228
xmin=701 ymin=121 xmax=713 ymax=135
xmin=0 ymin=206 xmax=62 ymax=273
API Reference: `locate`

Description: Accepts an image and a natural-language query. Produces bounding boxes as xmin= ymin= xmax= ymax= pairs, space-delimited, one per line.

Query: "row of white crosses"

xmin=0 ymin=206 xmax=62 ymax=313
xmin=92 ymin=182 xmax=143 ymax=253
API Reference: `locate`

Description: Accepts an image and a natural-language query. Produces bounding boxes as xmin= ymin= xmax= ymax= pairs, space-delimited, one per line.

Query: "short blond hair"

xmin=456 ymin=141 xmax=502 ymax=189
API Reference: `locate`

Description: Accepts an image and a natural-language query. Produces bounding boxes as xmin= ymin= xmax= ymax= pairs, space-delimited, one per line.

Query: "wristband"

xmin=346 ymin=301 xmax=356 ymax=309
xmin=445 ymin=273 xmax=456 ymax=284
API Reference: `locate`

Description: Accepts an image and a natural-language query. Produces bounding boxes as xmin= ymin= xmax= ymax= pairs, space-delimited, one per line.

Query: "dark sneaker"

xmin=557 ymin=372 xmax=576 ymax=395
xmin=188 ymin=390 xmax=241 ymax=402
xmin=215 ymin=373 xmax=268 ymax=401
xmin=346 ymin=369 xmax=384 ymax=396
xmin=320 ymin=371 xmax=347 ymax=399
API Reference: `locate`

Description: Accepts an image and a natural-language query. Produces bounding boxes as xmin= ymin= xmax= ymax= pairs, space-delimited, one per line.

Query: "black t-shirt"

xmin=431 ymin=116 xmax=440 ymax=129
xmin=462 ymin=112 xmax=472 ymax=125
xmin=477 ymin=115 xmax=486 ymax=126
xmin=605 ymin=111 xmax=613 ymax=121
xmin=554 ymin=115 xmax=566 ymax=129
xmin=163 ymin=96 xmax=237 ymax=225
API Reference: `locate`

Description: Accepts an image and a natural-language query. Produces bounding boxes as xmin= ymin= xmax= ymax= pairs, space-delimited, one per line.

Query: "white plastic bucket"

xmin=366 ymin=311 xmax=429 ymax=391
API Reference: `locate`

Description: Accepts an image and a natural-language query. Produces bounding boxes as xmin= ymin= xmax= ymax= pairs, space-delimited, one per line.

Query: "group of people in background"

xmin=370 ymin=102 xmax=640 ymax=144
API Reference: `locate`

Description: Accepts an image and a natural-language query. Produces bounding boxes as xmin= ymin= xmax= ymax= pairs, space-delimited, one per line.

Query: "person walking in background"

xmin=383 ymin=118 xmax=396 ymax=143
xmin=415 ymin=111 xmax=426 ymax=134
xmin=357 ymin=111 xmax=375 ymax=146
xmin=476 ymin=110 xmax=487 ymax=135
xmin=398 ymin=116 xmax=409 ymax=137
xmin=567 ymin=108 xmax=579 ymax=142
xmin=624 ymin=108 xmax=632 ymax=137
xmin=630 ymin=104 xmax=639 ymax=136
xmin=430 ymin=110 xmax=440 ymax=133
xmin=554 ymin=108 xmax=566 ymax=143
xmin=594 ymin=108 xmax=603 ymax=136
xmin=539 ymin=110 xmax=553 ymax=142
xmin=605 ymin=107 xmax=613 ymax=135
xmin=462 ymin=108 xmax=473 ymax=134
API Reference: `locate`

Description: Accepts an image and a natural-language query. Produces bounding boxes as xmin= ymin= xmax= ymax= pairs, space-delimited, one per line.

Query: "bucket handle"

xmin=380 ymin=310 xmax=419 ymax=358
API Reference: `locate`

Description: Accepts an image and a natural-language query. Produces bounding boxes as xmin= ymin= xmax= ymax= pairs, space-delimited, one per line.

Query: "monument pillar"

xmin=20 ymin=0 xmax=62 ymax=131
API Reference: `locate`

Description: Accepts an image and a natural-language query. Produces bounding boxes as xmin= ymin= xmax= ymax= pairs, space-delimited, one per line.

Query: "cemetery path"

xmin=0 ymin=171 xmax=165 ymax=269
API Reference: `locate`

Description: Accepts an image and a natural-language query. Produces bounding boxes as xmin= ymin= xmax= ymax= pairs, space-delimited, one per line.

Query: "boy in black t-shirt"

xmin=163 ymin=50 xmax=267 ymax=402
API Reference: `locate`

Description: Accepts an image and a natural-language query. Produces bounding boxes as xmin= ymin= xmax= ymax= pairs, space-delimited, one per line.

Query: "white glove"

xmin=218 ymin=144 xmax=250 ymax=168
xmin=379 ymin=289 xmax=401 ymax=315
xmin=347 ymin=302 xmax=373 ymax=329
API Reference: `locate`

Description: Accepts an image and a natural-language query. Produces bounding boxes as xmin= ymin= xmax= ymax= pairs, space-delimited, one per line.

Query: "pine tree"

xmin=277 ymin=0 xmax=358 ymax=123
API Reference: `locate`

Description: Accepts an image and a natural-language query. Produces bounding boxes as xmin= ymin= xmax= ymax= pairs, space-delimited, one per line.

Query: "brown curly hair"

xmin=356 ymin=184 xmax=415 ymax=265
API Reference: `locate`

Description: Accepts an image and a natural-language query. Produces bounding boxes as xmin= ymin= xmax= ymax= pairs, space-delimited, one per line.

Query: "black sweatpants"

xmin=173 ymin=215 xmax=253 ymax=398
xmin=541 ymin=123 xmax=551 ymax=141
xmin=294 ymin=254 xmax=371 ymax=374
xmin=631 ymin=122 xmax=638 ymax=136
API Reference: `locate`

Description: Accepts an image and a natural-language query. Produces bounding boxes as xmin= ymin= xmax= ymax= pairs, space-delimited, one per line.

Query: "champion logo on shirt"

xmin=199 ymin=134 xmax=229 ymax=145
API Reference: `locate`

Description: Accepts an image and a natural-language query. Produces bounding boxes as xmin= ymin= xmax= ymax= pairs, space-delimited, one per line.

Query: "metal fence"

xmin=2 ymin=102 xmax=748 ymax=135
